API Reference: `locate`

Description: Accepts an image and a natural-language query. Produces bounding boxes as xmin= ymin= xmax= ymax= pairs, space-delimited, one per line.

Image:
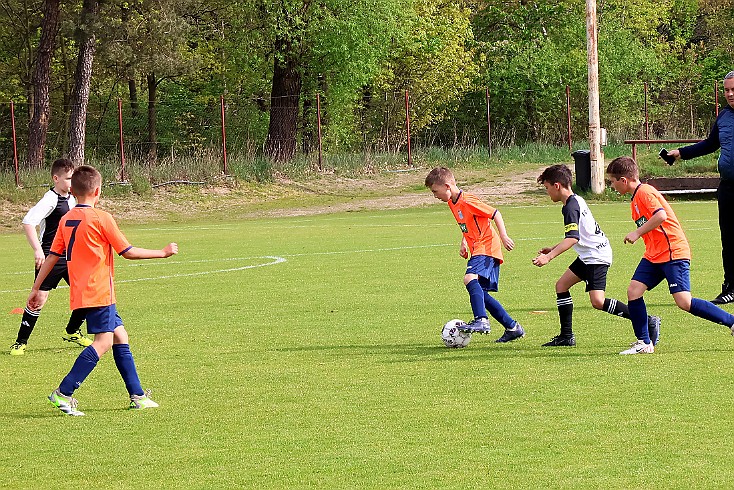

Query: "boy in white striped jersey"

xmin=532 ymin=165 xmax=660 ymax=347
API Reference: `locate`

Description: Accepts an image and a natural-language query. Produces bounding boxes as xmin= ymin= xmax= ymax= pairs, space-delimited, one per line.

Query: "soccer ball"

xmin=441 ymin=319 xmax=472 ymax=348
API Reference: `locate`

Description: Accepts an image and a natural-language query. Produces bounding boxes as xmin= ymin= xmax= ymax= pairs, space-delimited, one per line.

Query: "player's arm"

xmin=532 ymin=237 xmax=578 ymax=267
xmin=121 ymin=243 xmax=178 ymax=260
xmin=459 ymin=238 xmax=468 ymax=259
xmin=22 ymin=223 xmax=45 ymax=268
xmin=624 ymin=210 xmax=666 ymax=244
xmin=492 ymin=210 xmax=515 ymax=251
xmin=27 ymin=254 xmax=60 ymax=310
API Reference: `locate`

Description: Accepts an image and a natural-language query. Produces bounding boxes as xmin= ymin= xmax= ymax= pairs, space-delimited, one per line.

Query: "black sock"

xmin=66 ymin=309 xmax=87 ymax=335
xmin=16 ymin=308 xmax=40 ymax=344
xmin=603 ymin=298 xmax=630 ymax=318
xmin=556 ymin=291 xmax=573 ymax=336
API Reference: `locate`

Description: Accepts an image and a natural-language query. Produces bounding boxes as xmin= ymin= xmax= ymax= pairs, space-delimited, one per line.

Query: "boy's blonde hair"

xmin=606 ymin=156 xmax=640 ymax=180
xmin=71 ymin=165 xmax=102 ymax=197
xmin=425 ymin=167 xmax=455 ymax=187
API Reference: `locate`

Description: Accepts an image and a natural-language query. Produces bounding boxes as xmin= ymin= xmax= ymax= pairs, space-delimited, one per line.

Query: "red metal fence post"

xmin=316 ymin=92 xmax=323 ymax=171
xmin=117 ymin=98 xmax=127 ymax=182
xmin=220 ymin=95 xmax=228 ymax=174
xmin=644 ymin=82 xmax=649 ymax=149
xmin=566 ymin=85 xmax=572 ymax=152
xmin=405 ymin=90 xmax=412 ymax=166
xmin=486 ymin=87 xmax=492 ymax=158
xmin=10 ymin=101 xmax=19 ymax=187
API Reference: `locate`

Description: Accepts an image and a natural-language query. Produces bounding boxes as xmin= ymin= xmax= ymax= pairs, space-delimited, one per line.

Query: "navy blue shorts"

xmin=631 ymin=258 xmax=691 ymax=294
xmin=465 ymin=255 xmax=500 ymax=292
xmin=76 ymin=305 xmax=124 ymax=334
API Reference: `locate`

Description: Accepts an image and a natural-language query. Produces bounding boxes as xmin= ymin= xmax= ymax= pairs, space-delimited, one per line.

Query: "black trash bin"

xmin=571 ymin=150 xmax=591 ymax=192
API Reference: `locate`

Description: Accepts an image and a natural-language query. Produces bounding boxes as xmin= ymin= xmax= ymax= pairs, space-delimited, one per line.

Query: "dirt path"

xmin=0 ymin=166 xmax=547 ymax=230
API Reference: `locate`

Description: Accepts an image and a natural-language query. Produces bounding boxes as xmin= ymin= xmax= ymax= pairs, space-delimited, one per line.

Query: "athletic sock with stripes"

xmin=16 ymin=308 xmax=40 ymax=344
xmin=556 ymin=291 xmax=573 ymax=337
xmin=603 ymin=297 xmax=630 ymax=318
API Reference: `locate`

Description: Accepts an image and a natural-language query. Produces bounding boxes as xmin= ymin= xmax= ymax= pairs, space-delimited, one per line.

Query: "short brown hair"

xmin=537 ymin=164 xmax=573 ymax=188
xmin=425 ymin=167 xmax=455 ymax=187
xmin=71 ymin=165 xmax=102 ymax=197
xmin=51 ymin=158 xmax=74 ymax=176
xmin=606 ymin=156 xmax=639 ymax=180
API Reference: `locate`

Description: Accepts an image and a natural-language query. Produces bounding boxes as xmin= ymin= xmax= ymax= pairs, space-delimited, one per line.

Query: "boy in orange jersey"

xmin=27 ymin=165 xmax=178 ymax=416
xmin=607 ymin=156 xmax=734 ymax=355
xmin=425 ymin=167 xmax=525 ymax=342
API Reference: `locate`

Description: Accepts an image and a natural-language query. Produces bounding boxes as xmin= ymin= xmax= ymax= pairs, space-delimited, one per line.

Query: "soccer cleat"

xmin=711 ymin=283 xmax=734 ymax=305
xmin=648 ymin=315 xmax=661 ymax=346
xmin=9 ymin=342 xmax=26 ymax=356
xmin=62 ymin=330 xmax=93 ymax=347
xmin=495 ymin=324 xmax=525 ymax=343
xmin=458 ymin=318 xmax=491 ymax=334
xmin=542 ymin=334 xmax=576 ymax=347
xmin=129 ymin=389 xmax=159 ymax=410
xmin=620 ymin=340 xmax=654 ymax=355
xmin=48 ymin=389 xmax=85 ymax=416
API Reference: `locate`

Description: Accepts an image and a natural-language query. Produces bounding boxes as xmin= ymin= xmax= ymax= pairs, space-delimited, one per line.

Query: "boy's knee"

xmin=463 ymin=274 xmax=478 ymax=286
xmin=590 ymin=299 xmax=605 ymax=310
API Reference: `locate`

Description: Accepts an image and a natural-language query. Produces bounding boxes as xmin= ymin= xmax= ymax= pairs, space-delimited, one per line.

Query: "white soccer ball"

xmin=441 ymin=319 xmax=472 ymax=348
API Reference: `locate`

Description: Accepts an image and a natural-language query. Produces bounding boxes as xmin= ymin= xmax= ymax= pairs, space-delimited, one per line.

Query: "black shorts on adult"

xmin=568 ymin=257 xmax=609 ymax=292
xmin=35 ymin=258 xmax=69 ymax=291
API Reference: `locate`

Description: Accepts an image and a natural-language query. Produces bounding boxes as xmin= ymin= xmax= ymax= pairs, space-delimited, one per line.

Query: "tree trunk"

xmin=265 ymin=37 xmax=301 ymax=162
xmin=146 ymin=73 xmax=157 ymax=163
xmin=68 ymin=0 xmax=99 ymax=165
xmin=129 ymin=78 xmax=139 ymax=118
xmin=27 ymin=0 xmax=61 ymax=168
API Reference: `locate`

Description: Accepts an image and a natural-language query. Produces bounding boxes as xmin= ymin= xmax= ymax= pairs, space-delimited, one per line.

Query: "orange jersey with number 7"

xmin=49 ymin=204 xmax=132 ymax=310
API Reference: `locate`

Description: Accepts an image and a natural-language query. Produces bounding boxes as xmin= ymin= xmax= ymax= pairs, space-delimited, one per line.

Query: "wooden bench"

xmin=643 ymin=177 xmax=719 ymax=195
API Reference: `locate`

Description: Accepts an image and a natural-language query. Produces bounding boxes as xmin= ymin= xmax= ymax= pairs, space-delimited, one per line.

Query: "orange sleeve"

xmin=100 ymin=212 xmax=132 ymax=255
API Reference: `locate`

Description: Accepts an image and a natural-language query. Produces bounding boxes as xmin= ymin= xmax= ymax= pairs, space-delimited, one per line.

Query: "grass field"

xmin=1 ymin=198 xmax=733 ymax=489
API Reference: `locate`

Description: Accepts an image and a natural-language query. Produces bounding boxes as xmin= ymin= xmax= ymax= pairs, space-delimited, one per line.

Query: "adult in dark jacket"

xmin=669 ymin=71 xmax=734 ymax=304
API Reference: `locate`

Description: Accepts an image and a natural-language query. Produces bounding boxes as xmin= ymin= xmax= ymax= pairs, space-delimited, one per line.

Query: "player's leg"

xmin=667 ymin=259 xmax=734 ymax=330
xmin=543 ymin=265 xmax=582 ymax=347
xmin=61 ymin=309 xmax=92 ymax=346
xmin=476 ymin=263 xmax=523 ymax=343
xmin=713 ymin=181 xmax=734 ymax=304
xmin=587 ymin=264 xmax=662 ymax=345
xmin=461 ymin=256 xmax=491 ymax=334
xmin=48 ymin=306 xmax=114 ymax=416
xmin=620 ymin=259 xmax=661 ymax=355
xmin=621 ymin=279 xmax=654 ymax=354
xmin=10 ymin=290 xmax=49 ymax=355
xmin=58 ymin=268 xmax=93 ymax=346
xmin=109 ymin=313 xmax=158 ymax=409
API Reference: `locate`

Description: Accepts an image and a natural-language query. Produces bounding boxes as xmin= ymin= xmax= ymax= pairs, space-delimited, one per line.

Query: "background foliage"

xmin=1 ymin=0 xmax=733 ymax=169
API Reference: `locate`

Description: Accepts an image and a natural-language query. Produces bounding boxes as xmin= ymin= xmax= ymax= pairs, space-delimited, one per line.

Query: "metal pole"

xmin=644 ymin=82 xmax=649 ymax=148
xmin=316 ymin=92 xmax=323 ymax=171
xmin=10 ymin=101 xmax=19 ymax=187
xmin=716 ymin=80 xmax=720 ymax=117
xmin=566 ymin=85 xmax=572 ymax=152
xmin=586 ymin=0 xmax=603 ymax=193
xmin=220 ymin=95 xmax=228 ymax=174
xmin=117 ymin=98 xmax=127 ymax=182
xmin=405 ymin=89 xmax=412 ymax=166
xmin=486 ymin=87 xmax=492 ymax=158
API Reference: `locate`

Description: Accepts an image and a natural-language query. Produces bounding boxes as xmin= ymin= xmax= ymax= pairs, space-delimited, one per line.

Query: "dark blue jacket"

xmin=679 ymin=105 xmax=734 ymax=182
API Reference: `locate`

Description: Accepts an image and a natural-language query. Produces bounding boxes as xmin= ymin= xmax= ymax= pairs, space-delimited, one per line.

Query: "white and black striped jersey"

xmin=22 ymin=189 xmax=76 ymax=255
xmin=561 ymin=194 xmax=612 ymax=265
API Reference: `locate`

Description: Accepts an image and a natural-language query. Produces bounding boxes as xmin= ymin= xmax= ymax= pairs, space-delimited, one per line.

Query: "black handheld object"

xmin=659 ymin=148 xmax=676 ymax=166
